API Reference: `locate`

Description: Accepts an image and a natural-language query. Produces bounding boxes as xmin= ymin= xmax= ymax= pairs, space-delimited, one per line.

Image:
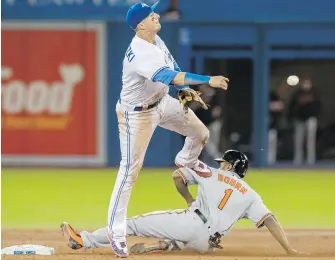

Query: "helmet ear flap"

xmin=235 ymin=159 xmax=248 ymax=178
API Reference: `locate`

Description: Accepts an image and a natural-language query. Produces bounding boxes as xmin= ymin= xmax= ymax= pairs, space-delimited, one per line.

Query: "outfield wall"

xmin=2 ymin=1 xmax=335 ymax=168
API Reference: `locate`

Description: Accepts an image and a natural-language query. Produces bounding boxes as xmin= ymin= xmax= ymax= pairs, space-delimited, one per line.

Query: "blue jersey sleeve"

xmin=152 ymin=67 xmax=188 ymax=90
xmin=152 ymin=67 xmax=178 ymax=85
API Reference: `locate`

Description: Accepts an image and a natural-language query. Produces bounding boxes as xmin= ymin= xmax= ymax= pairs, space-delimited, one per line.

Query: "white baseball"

xmin=287 ymin=75 xmax=299 ymax=86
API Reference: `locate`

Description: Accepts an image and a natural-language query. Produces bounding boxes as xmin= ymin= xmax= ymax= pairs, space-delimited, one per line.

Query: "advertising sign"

xmin=1 ymin=22 xmax=106 ymax=166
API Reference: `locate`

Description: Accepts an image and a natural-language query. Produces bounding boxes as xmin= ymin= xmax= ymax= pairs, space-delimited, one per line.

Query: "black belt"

xmin=194 ymin=209 xmax=208 ymax=223
xmin=134 ymin=100 xmax=160 ymax=111
xmin=194 ymin=209 xmax=222 ymax=241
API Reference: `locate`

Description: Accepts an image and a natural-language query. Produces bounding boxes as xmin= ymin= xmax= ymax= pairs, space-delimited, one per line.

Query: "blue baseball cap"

xmin=126 ymin=1 xmax=159 ymax=30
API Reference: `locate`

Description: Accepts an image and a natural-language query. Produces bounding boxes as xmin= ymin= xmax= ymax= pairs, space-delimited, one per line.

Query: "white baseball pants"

xmin=108 ymin=94 xmax=209 ymax=240
xmin=82 ymin=210 xmax=211 ymax=252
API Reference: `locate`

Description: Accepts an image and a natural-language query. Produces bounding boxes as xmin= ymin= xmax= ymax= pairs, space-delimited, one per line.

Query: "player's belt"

xmin=195 ymin=209 xmax=223 ymax=248
xmin=194 ymin=209 xmax=208 ymax=223
xmin=118 ymin=98 xmax=161 ymax=112
xmin=133 ymin=99 xmax=160 ymax=111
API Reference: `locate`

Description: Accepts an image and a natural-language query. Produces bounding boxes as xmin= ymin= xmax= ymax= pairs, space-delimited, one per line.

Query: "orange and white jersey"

xmin=176 ymin=167 xmax=273 ymax=236
xmin=81 ymin=167 xmax=273 ymax=252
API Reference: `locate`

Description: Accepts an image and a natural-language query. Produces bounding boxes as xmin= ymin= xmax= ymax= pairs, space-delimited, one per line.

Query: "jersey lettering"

xmin=126 ymin=46 xmax=135 ymax=62
xmin=217 ymin=173 xmax=248 ymax=194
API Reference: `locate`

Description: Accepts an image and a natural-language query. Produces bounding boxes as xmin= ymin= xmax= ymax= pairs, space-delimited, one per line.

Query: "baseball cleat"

xmin=106 ymin=231 xmax=128 ymax=258
xmin=130 ymin=243 xmax=147 ymax=254
xmin=60 ymin=222 xmax=84 ymax=250
xmin=130 ymin=241 xmax=169 ymax=254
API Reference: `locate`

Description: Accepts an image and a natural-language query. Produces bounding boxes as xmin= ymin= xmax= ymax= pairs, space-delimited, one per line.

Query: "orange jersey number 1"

xmin=218 ymin=189 xmax=233 ymax=210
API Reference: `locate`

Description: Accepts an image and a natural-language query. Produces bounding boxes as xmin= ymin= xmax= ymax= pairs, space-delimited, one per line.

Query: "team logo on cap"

xmin=141 ymin=2 xmax=149 ymax=7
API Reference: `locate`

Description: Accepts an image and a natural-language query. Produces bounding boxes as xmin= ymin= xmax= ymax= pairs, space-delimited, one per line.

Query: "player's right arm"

xmin=132 ymin=48 xmax=228 ymax=90
xmin=155 ymin=36 xmax=229 ymax=90
xmin=171 ymin=72 xmax=229 ymax=90
xmin=172 ymin=168 xmax=199 ymax=207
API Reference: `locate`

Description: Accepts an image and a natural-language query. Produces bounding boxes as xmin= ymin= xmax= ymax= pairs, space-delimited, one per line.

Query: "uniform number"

xmin=218 ymin=189 xmax=233 ymax=210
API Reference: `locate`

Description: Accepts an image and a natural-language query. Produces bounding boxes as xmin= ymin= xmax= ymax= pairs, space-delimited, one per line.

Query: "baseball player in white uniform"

xmin=106 ymin=0 xmax=229 ymax=257
xmin=61 ymin=150 xmax=301 ymax=256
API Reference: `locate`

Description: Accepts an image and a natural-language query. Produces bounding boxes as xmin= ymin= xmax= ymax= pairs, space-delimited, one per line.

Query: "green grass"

xmin=2 ymin=168 xmax=335 ymax=229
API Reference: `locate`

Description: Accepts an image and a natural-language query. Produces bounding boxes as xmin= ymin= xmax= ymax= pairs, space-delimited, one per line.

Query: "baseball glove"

xmin=177 ymin=88 xmax=209 ymax=113
xmin=209 ymin=233 xmax=223 ymax=249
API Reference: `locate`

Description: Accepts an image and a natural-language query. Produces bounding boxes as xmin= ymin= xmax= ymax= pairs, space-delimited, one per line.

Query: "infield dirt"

xmin=2 ymin=229 xmax=335 ymax=259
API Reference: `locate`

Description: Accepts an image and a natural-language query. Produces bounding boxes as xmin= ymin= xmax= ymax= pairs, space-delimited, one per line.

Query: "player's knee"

xmin=120 ymin=155 xmax=144 ymax=170
xmin=200 ymin=127 xmax=209 ymax=146
xmin=125 ymin=161 xmax=144 ymax=183
xmin=131 ymin=160 xmax=144 ymax=173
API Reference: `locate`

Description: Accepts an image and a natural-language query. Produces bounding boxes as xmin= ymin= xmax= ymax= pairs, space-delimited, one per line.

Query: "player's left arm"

xmin=169 ymin=59 xmax=188 ymax=89
xmin=245 ymin=194 xmax=302 ymax=256
xmin=172 ymin=168 xmax=197 ymax=207
xmin=158 ymin=38 xmax=190 ymax=90
xmin=157 ymin=36 xmax=182 ymax=73
xmin=154 ymin=36 xmax=228 ymax=89
xmin=263 ymin=215 xmax=301 ymax=255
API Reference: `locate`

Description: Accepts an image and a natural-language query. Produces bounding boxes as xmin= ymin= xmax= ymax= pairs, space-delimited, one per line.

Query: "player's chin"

xmin=155 ymin=23 xmax=161 ymax=32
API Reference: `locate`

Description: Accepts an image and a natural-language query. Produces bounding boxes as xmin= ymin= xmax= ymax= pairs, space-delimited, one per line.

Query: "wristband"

xmin=184 ymin=73 xmax=210 ymax=85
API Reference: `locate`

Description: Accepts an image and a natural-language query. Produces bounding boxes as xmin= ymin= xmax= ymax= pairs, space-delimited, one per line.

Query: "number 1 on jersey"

xmin=218 ymin=189 xmax=233 ymax=210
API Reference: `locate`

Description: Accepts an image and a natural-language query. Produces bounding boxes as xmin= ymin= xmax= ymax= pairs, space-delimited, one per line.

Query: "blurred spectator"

xmin=268 ymin=86 xmax=284 ymax=164
xmin=190 ymin=84 xmax=222 ymax=165
xmin=287 ymin=78 xmax=321 ymax=164
xmin=160 ymin=0 xmax=181 ymax=20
